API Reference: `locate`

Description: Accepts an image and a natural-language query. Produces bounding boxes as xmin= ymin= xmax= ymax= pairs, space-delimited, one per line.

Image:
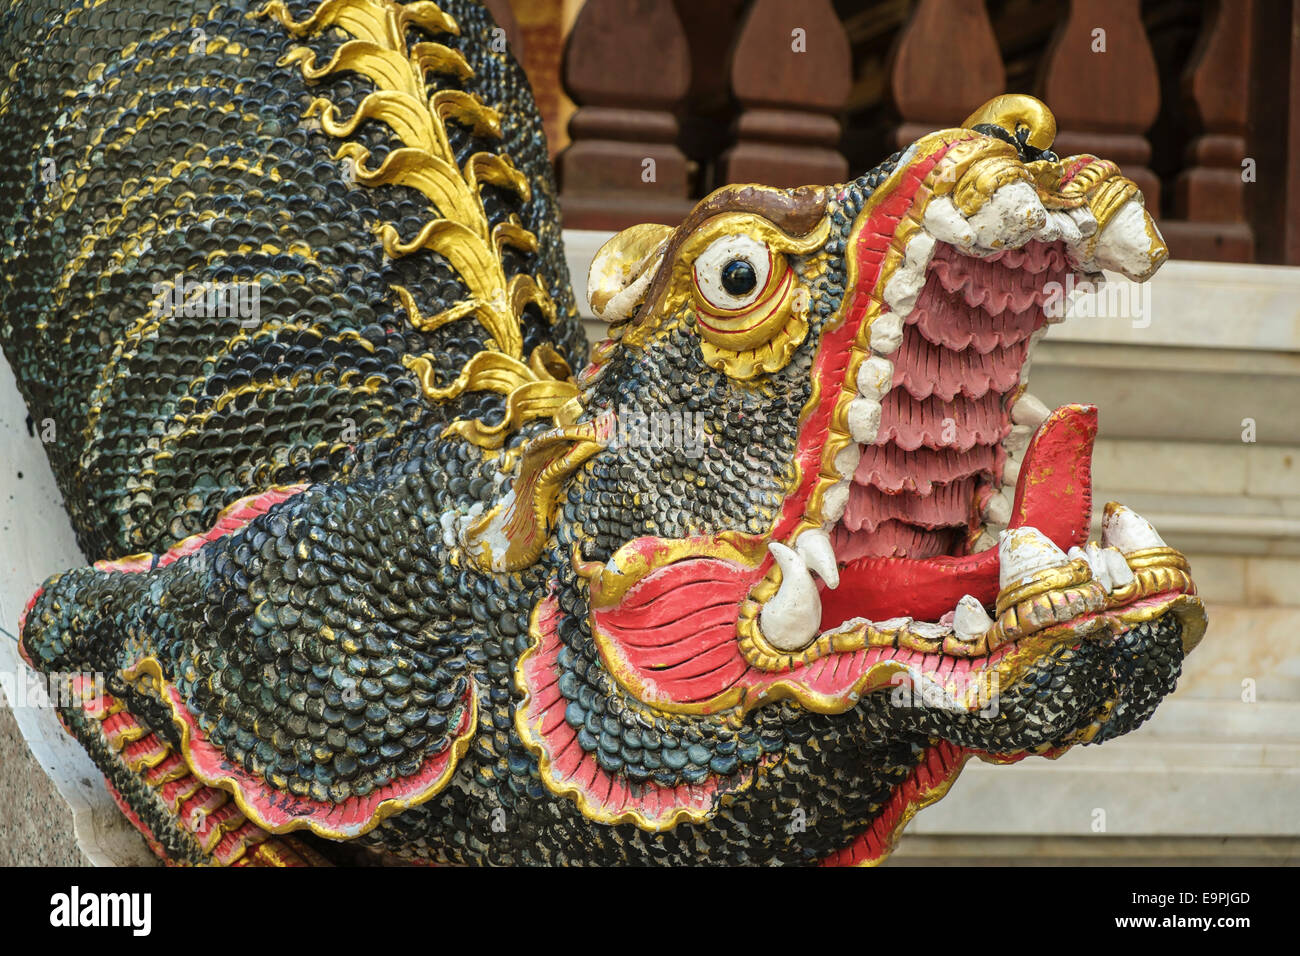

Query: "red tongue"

xmin=820 ymin=403 xmax=1097 ymax=625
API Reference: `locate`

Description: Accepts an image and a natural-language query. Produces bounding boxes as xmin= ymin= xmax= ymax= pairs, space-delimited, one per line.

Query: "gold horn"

xmin=963 ymin=94 xmax=1057 ymax=152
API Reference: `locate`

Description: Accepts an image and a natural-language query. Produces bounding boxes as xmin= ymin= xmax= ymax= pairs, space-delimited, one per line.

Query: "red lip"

xmin=819 ymin=402 xmax=1097 ymax=625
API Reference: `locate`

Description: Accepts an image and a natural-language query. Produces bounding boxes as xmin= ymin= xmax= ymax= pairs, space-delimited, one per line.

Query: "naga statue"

xmin=1 ymin=0 xmax=1206 ymax=866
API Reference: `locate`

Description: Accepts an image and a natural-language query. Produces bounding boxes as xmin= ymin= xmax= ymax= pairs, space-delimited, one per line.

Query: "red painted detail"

xmin=156 ymin=673 xmax=474 ymax=838
xmin=696 ymin=255 xmax=790 ymax=335
xmin=589 ymin=402 xmax=1095 ymax=708
xmin=122 ymin=732 xmax=169 ymax=768
xmin=767 ymin=136 xmax=969 ymax=560
xmin=842 ymin=241 xmax=1070 ymax=562
xmin=213 ymin=819 xmax=273 ymax=866
xmin=592 ymin=559 xmax=756 ymax=706
xmin=19 ymin=486 xmax=310 ymax=663
xmin=15 ymin=586 xmax=43 ymax=667
xmin=91 ymin=483 xmax=310 ymax=574
xmin=820 ymin=403 xmax=1097 ymax=627
xmin=101 ymin=774 xmax=173 ymax=865
xmin=521 ymin=592 xmax=760 ymax=826
xmin=818 ymin=740 xmax=966 ymax=866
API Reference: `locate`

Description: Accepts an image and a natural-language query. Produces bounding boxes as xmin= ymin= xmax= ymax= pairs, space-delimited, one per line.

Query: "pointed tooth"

xmin=1101 ymin=546 xmax=1135 ymax=588
xmin=1035 ymin=213 xmax=1061 ymax=243
xmin=883 ymin=231 xmax=936 ymax=317
xmin=1089 ymin=199 xmax=1168 ymax=281
xmin=1004 ymin=423 xmax=1034 ymax=458
xmin=1001 ymin=455 xmax=1021 ymax=489
xmin=1067 ymin=205 xmax=1098 ymax=237
xmin=953 ymin=595 xmax=994 ymax=642
xmin=795 ymin=528 xmax=839 ymax=590
xmin=822 ymin=480 xmax=850 ymax=523
xmin=968 ymin=181 xmax=1046 ymax=251
xmin=1011 ymin=393 xmax=1051 ymax=428
xmin=983 ymin=490 xmax=1012 ymax=526
xmin=998 ymin=527 xmax=1070 ymax=589
xmin=1083 ymin=543 xmax=1114 ymax=592
xmin=1048 ymin=209 xmax=1082 ymax=245
xmin=856 ymin=355 xmax=894 ymax=400
xmin=1020 ymin=326 xmax=1049 ymax=379
xmin=847 ymin=397 xmax=882 ymax=444
xmin=972 ymin=529 xmax=998 ymax=552
xmin=833 ymin=442 xmax=861 ymax=480
xmin=761 ymin=542 xmax=822 ymax=650
xmin=1101 ymin=503 xmax=1166 ymax=554
xmin=923 ymin=196 xmax=975 ymax=247
xmin=868 ymin=312 xmax=904 ymax=354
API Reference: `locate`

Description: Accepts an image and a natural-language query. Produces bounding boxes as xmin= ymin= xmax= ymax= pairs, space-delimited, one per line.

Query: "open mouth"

xmin=577 ymin=130 xmax=1204 ymax=726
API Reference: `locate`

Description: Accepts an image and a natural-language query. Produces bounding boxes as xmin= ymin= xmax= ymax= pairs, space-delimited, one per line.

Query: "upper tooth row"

xmin=999 ymin=506 xmax=1165 ymax=589
xmin=832 ymin=174 xmax=1143 ymax=532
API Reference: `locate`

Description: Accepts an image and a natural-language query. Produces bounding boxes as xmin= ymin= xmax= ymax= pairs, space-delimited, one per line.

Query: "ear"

xmin=587 ymin=222 xmax=673 ymax=323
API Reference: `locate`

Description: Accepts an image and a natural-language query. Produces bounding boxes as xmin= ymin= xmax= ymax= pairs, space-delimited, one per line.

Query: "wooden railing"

xmin=497 ymin=0 xmax=1300 ymax=265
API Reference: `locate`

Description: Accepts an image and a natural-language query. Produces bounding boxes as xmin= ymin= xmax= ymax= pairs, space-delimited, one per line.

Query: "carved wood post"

xmin=1161 ymin=0 xmax=1255 ymax=262
xmin=719 ymin=0 xmax=851 ymax=189
xmin=1246 ymin=0 xmax=1300 ymax=265
xmin=888 ymin=0 xmax=1006 ymax=149
xmin=1040 ymin=0 xmax=1162 ymax=215
xmin=557 ymin=0 xmax=694 ymax=230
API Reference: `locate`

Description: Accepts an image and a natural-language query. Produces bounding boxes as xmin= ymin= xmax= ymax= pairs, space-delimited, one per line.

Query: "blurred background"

xmin=2 ymin=0 xmax=1297 ymax=864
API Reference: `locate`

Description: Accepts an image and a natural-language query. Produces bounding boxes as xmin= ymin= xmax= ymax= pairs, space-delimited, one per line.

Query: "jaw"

xmin=735 ymin=133 xmax=1202 ymax=753
xmin=579 ymin=128 xmax=1204 ymax=759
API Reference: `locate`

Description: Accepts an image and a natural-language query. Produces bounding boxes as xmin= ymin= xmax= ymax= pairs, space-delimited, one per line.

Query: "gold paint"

xmin=587 ymin=222 xmax=673 ymax=317
xmin=849 ymin=750 xmax=972 ymax=867
xmin=402 ymin=342 xmax=578 ymax=450
xmin=949 ymin=152 xmax=1033 ymax=217
xmin=616 ymin=212 xmax=831 ymax=381
xmin=514 ymin=598 xmax=767 ymax=831
xmin=995 ymin=559 xmax=1093 ymax=616
xmin=581 ymin=531 xmax=769 ymax=610
xmin=741 ymin=129 xmax=1009 ymax=631
xmin=462 ymin=417 xmax=609 ymax=571
xmin=962 ymin=94 xmax=1058 ymax=151
xmin=261 ymin=0 xmax=553 ymax=363
xmin=122 ymin=656 xmax=479 ymax=840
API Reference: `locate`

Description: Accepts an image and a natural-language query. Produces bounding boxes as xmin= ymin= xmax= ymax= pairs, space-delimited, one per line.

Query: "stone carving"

xmin=0 ymin=0 xmax=1204 ymax=865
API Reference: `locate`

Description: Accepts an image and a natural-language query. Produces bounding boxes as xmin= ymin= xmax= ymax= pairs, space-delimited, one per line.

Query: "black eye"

xmin=720 ymin=258 xmax=757 ymax=297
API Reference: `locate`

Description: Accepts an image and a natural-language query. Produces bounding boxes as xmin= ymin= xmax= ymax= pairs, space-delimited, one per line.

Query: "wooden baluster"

xmin=1040 ymin=0 xmax=1162 ymax=215
xmin=719 ymin=0 xmax=852 ymax=188
xmin=888 ymin=0 xmax=1006 ymax=149
xmin=557 ymin=0 xmax=694 ymax=230
xmin=1161 ymin=0 xmax=1255 ymax=261
xmin=1246 ymin=0 xmax=1300 ymax=264
xmin=673 ymin=0 xmax=748 ymax=191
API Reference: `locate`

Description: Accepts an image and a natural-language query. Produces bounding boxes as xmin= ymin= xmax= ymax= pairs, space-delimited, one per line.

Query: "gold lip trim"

xmin=513 ymin=596 xmax=767 ymax=831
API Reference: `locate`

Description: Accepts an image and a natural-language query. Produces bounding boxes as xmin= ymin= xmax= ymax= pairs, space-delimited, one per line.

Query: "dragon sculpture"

xmin=1 ymin=0 xmax=1206 ymax=866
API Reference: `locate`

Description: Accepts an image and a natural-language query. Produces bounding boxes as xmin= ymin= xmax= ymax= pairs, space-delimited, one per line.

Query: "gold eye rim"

xmin=694 ymin=262 xmax=794 ymax=351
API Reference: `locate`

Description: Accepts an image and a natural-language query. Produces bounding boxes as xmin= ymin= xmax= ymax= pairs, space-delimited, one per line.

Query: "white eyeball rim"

xmin=692 ymin=234 xmax=773 ymax=313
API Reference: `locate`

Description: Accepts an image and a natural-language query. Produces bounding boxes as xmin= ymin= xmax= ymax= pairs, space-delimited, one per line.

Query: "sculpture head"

xmin=9 ymin=29 xmax=1205 ymax=864
xmin=493 ymin=96 xmax=1205 ymax=853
